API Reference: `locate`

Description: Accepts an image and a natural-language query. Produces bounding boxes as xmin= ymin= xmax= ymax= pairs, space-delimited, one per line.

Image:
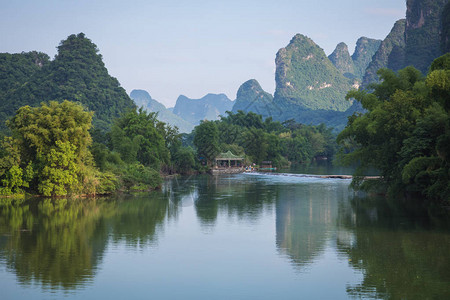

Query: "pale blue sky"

xmin=0 ymin=0 xmax=406 ymax=107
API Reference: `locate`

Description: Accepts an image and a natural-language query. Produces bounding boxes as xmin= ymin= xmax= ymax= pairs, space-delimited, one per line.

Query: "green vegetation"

xmin=363 ymin=0 xmax=448 ymax=87
xmin=327 ymin=38 xmax=382 ymax=81
xmin=91 ymin=107 xmax=197 ymax=191
xmin=0 ymin=33 xmax=135 ymax=133
xmin=274 ymin=34 xmax=354 ymax=112
xmin=193 ymin=120 xmax=220 ymax=166
xmin=190 ymin=111 xmax=337 ymax=168
xmin=231 ymin=79 xmax=274 ymax=118
xmin=0 ymin=101 xmax=96 ymax=196
xmin=0 ymin=100 xmax=200 ymax=197
xmin=338 ymin=54 xmax=450 ymax=203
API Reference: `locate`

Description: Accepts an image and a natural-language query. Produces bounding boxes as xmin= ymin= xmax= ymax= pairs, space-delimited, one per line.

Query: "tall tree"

xmin=193 ymin=121 xmax=220 ymax=166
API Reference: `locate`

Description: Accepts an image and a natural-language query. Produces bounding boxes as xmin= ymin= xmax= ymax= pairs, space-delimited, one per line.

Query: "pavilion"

xmin=214 ymin=151 xmax=244 ymax=168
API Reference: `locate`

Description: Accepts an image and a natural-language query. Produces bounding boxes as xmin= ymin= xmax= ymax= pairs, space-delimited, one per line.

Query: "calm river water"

xmin=1 ymin=167 xmax=449 ymax=299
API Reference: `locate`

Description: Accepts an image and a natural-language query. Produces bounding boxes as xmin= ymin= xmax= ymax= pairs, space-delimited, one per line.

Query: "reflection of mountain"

xmin=275 ymin=184 xmax=346 ymax=269
xmin=337 ymin=197 xmax=450 ymax=299
xmin=0 ymin=193 xmax=171 ymax=290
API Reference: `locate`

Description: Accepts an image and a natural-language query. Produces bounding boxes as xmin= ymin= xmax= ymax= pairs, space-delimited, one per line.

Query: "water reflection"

xmin=164 ymin=174 xmax=277 ymax=229
xmin=0 ymin=174 xmax=449 ymax=299
xmin=275 ymin=181 xmax=350 ymax=269
xmin=0 ymin=198 xmax=110 ymax=290
xmin=0 ymin=192 xmax=172 ymax=290
xmin=337 ymin=197 xmax=450 ymax=299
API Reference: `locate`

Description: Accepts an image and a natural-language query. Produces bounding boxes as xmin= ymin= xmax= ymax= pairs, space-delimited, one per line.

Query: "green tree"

xmin=338 ymin=54 xmax=450 ymax=202
xmin=110 ymin=108 xmax=169 ymax=169
xmin=38 ymin=141 xmax=79 ymax=196
xmin=3 ymin=100 xmax=94 ymax=196
xmin=172 ymin=147 xmax=196 ymax=174
xmin=193 ymin=121 xmax=220 ymax=166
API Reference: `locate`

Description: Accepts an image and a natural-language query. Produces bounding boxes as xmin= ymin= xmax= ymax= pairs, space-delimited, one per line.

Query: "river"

xmin=0 ymin=166 xmax=449 ymax=299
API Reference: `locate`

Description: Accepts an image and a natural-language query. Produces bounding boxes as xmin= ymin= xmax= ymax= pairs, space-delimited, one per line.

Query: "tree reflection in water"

xmin=0 ymin=192 xmax=172 ymax=290
xmin=337 ymin=196 xmax=450 ymax=299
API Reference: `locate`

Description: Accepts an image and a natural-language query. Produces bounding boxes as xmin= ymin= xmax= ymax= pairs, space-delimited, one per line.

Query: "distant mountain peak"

xmin=172 ymin=93 xmax=234 ymax=125
xmin=328 ymin=42 xmax=355 ymax=77
xmin=130 ymin=89 xmax=193 ymax=133
xmin=232 ymin=79 xmax=274 ymax=117
xmin=274 ymin=33 xmax=353 ymax=112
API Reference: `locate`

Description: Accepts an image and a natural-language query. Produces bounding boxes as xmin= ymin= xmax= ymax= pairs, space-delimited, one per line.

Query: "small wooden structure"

xmin=214 ymin=151 xmax=244 ymax=168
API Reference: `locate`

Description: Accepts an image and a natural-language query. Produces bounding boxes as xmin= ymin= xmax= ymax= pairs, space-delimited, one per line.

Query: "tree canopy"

xmin=338 ymin=54 xmax=450 ymax=202
xmin=1 ymin=101 xmax=94 ymax=196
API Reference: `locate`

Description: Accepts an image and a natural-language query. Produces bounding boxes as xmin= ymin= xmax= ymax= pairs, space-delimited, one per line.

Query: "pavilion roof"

xmin=215 ymin=150 xmax=244 ymax=160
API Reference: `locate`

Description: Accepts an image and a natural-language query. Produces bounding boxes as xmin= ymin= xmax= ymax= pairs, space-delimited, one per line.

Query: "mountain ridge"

xmin=130 ymin=89 xmax=194 ymax=133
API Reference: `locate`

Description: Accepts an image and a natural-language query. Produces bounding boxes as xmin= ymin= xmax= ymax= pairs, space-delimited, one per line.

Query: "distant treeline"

xmin=187 ymin=110 xmax=337 ymax=168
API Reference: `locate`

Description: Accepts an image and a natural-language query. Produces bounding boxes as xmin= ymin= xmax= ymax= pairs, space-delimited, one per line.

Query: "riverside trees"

xmin=338 ymin=54 xmax=450 ymax=203
xmin=0 ymin=101 xmax=94 ymax=196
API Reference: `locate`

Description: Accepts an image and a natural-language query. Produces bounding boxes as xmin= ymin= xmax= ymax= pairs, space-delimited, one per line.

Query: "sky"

xmin=0 ymin=0 xmax=406 ymax=107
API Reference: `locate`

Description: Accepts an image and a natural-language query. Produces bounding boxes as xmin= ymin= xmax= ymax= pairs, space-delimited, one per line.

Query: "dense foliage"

xmin=0 ymin=33 xmax=135 ymax=133
xmin=0 ymin=101 xmax=97 ymax=196
xmin=0 ymin=101 xmax=200 ymax=197
xmin=338 ymin=54 xmax=450 ymax=203
xmin=91 ymin=107 xmax=197 ymax=189
xmin=0 ymin=51 xmax=50 ymax=130
xmin=190 ymin=111 xmax=337 ymax=168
